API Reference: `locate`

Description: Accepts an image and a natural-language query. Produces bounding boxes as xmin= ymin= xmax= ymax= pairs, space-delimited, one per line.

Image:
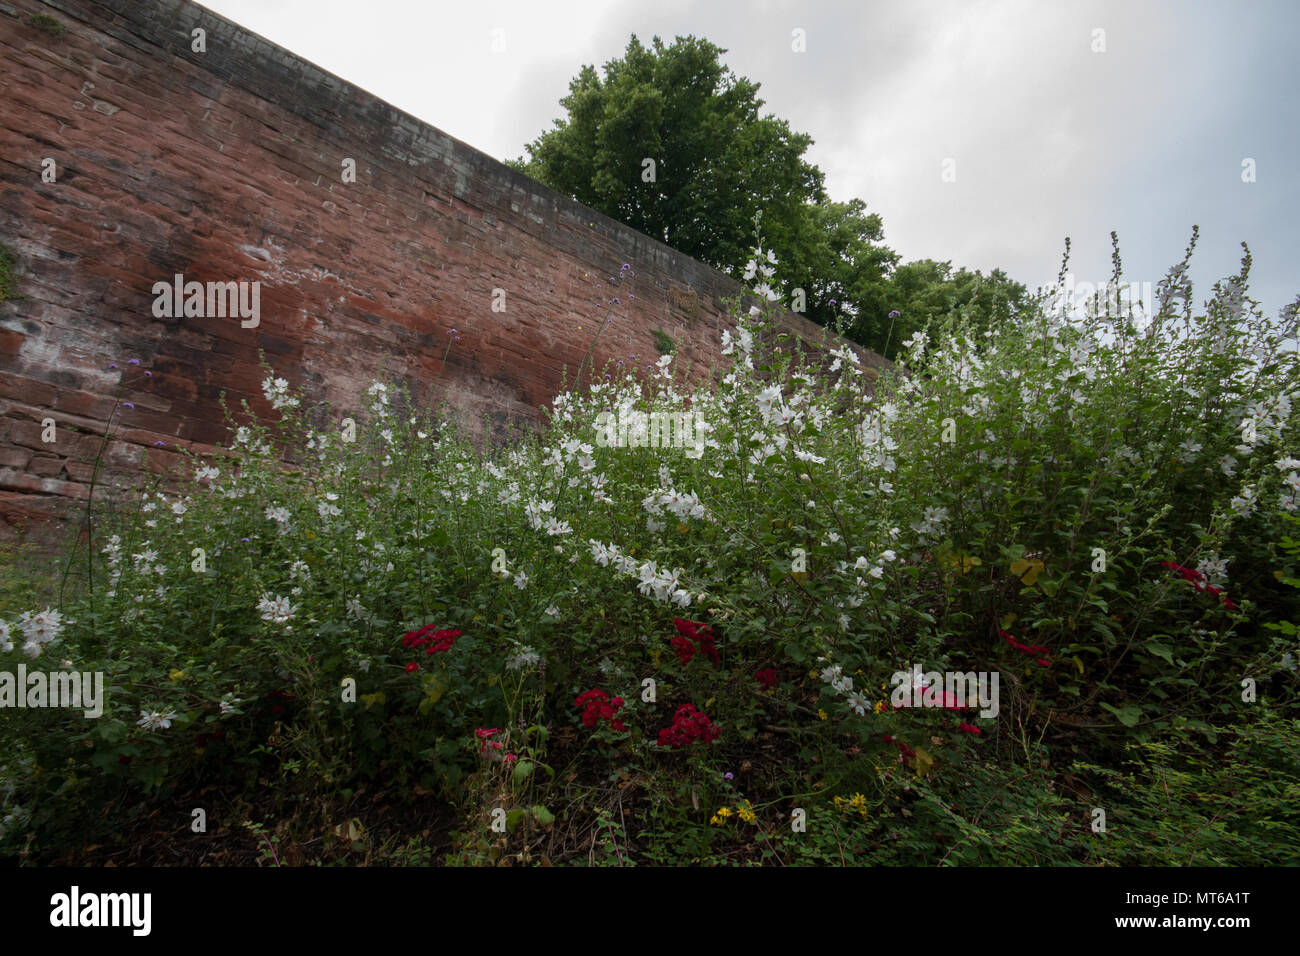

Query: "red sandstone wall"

xmin=0 ymin=0 xmax=885 ymax=538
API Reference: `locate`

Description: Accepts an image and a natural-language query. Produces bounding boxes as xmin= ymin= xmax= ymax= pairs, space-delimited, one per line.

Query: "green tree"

xmin=510 ymin=35 xmax=855 ymax=288
xmin=861 ymin=260 xmax=1030 ymax=359
xmin=512 ymin=34 xmax=1028 ymax=360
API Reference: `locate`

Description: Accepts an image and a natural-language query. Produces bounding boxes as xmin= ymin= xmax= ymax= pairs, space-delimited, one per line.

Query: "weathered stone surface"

xmin=0 ymin=0 xmax=887 ymax=541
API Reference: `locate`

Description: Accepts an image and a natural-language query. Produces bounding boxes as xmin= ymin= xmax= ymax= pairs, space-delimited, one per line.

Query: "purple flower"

xmin=889 ymin=310 xmax=901 ymax=319
xmin=448 ymin=328 xmax=457 ymax=334
xmin=621 ymin=263 xmax=630 ymax=271
xmin=153 ymin=440 xmax=165 ymax=447
xmin=241 ymin=537 xmax=249 ymax=542
xmin=612 ymin=297 xmax=620 ymax=304
xmin=724 ymin=772 xmax=734 ymax=781
xmin=108 ymin=363 xmax=118 ymax=370
xmin=128 ymin=358 xmax=140 ymax=365
xmin=144 ymin=371 xmax=152 ymax=377
xmin=122 ymin=401 xmax=135 ymax=409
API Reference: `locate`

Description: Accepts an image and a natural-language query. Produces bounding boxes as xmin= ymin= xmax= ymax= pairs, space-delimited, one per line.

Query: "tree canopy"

xmin=511 ymin=34 xmax=1029 ymax=360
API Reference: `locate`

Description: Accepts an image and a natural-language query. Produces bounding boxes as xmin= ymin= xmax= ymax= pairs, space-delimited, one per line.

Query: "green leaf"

xmin=1146 ymin=643 xmax=1174 ymax=665
xmin=531 ymin=805 xmax=555 ymax=826
xmin=1099 ymin=702 xmax=1142 ymax=727
xmin=513 ymin=760 xmax=535 ymax=785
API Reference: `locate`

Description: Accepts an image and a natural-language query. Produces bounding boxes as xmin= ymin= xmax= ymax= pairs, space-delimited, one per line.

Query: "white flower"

xmin=1196 ymin=555 xmax=1229 ymax=586
xmin=219 ymin=695 xmax=240 ymax=716
xmin=912 ymin=506 xmax=949 ymax=537
xmin=195 ymin=465 xmax=220 ymax=484
xmin=1219 ymin=455 xmax=1238 ymax=477
xmin=346 ymin=597 xmax=366 ymax=620
xmin=880 ymin=550 xmax=897 ymax=563
xmin=257 ymin=594 xmax=296 ymax=624
xmin=137 ymin=709 xmax=177 ymax=731
xmin=545 ymin=518 xmax=573 ymax=536
xmin=18 ymin=608 xmax=63 ymax=646
xmin=513 ymin=571 xmax=528 ymax=590
xmin=545 ymin=604 xmax=560 ymax=618
xmin=846 ymin=691 xmax=869 ymax=716
xmin=318 ymin=498 xmax=341 ymax=518
xmin=820 ymin=664 xmax=843 ymax=684
xmin=171 ymin=501 xmax=187 ymax=516
xmin=506 ymin=646 xmax=542 ymax=670
xmin=832 ymin=675 xmax=853 ymax=694
xmin=1177 ymin=440 xmax=1202 ymax=463
xmin=266 ymin=506 xmax=291 ymax=525
xmin=1231 ymin=486 xmax=1257 ymax=516
xmin=1275 ymin=456 xmax=1300 ymax=472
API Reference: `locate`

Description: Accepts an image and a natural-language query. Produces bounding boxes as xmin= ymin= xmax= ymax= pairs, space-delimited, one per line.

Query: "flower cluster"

xmin=819 ymin=663 xmax=876 ymax=715
xmin=256 ymin=594 xmax=295 ymax=627
xmin=657 ymin=704 xmax=719 ymax=748
xmin=474 ymin=727 xmax=516 ymax=762
xmin=262 ymin=376 xmax=300 ymax=411
xmin=832 ymin=792 xmax=869 ymax=818
xmin=671 ymin=618 xmax=720 ymax=665
xmin=754 ymin=668 xmax=778 ymax=690
xmin=574 ymin=688 xmax=627 ymax=731
xmin=0 ymin=609 xmax=65 ymax=658
xmin=401 ymin=625 xmax=460 ymax=669
xmin=710 ymin=799 xmax=757 ymax=826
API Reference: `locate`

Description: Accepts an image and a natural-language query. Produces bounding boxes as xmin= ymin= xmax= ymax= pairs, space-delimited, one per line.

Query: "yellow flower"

xmin=818 ymin=709 xmax=828 ymax=720
xmin=716 ymin=806 xmax=732 ymax=818
xmin=710 ymin=814 xmax=723 ymax=826
xmin=849 ymin=793 xmax=867 ymax=809
xmin=168 ymin=669 xmax=185 ymax=681
xmin=738 ymin=807 xmax=756 ymax=823
xmin=874 ymin=700 xmax=888 ymax=714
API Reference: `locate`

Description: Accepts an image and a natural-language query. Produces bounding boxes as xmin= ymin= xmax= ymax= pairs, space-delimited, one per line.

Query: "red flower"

xmin=957 ymin=722 xmax=982 ymax=734
xmin=1162 ymin=563 xmax=1237 ymax=609
xmin=671 ymin=618 xmax=720 ymax=665
xmin=755 ymin=668 xmax=778 ymax=690
xmin=1001 ymin=630 xmax=1051 ymax=667
xmin=880 ymin=733 xmax=915 ymax=761
xmin=402 ymin=625 xmax=460 ymax=653
xmin=671 ymin=635 xmax=696 ymax=664
xmin=657 ymin=704 xmax=720 ymax=748
xmin=405 ymin=661 xmax=419 ymax=673
xmin=575 ymin=688 xmax=627 ymax=732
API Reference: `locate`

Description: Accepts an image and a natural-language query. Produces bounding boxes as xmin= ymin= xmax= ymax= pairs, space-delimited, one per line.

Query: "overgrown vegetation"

xmin=1 ymin=234 xmax=1297 ymax=866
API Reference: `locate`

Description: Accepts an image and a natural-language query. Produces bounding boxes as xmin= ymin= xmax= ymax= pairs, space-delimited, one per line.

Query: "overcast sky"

xmin=199 ymin=0 xmax=1299 ymax=322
